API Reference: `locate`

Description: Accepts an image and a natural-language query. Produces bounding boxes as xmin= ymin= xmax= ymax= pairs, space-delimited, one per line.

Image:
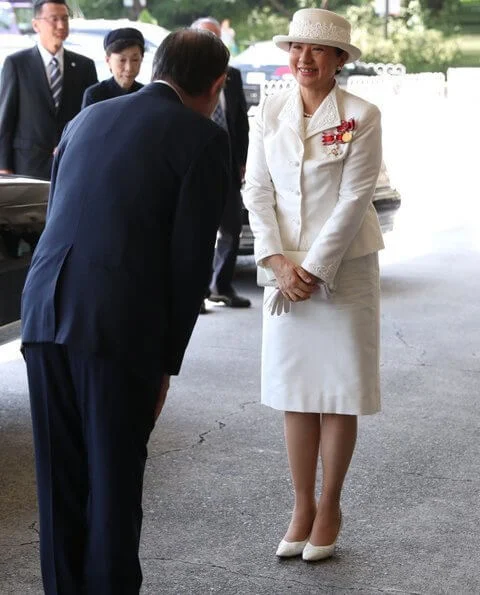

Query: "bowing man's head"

xmin=152 ymin=29 xmax=229 ymax=118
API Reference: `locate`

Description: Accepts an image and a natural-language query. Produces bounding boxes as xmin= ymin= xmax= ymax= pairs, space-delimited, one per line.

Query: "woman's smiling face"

xmin=289 ymin=43 xmax=346 ymax=91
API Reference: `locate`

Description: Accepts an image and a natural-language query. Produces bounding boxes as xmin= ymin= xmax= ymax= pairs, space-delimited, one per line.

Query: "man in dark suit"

xmin=21 ymin=30 xmax=230 ymax=594
xmin=0 ymin=0 xmax=97 ymax=180
xmin=192 ymin=17 xmax=251 ymax=310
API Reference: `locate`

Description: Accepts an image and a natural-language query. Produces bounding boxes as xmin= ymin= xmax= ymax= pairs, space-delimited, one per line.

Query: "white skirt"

xmin=261 ymin=252 xmax=380 ymax=415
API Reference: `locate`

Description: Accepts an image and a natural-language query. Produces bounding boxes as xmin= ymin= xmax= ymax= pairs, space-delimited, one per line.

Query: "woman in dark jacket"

xmin=82 ymin=27 xmax=145 ymax=108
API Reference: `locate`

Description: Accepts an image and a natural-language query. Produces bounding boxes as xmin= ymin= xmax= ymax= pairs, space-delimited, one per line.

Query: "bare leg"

xmin=283 ymin=412 xmax=320 ymax=542
xmin=309 ymin=413 xmax=357 ymax=546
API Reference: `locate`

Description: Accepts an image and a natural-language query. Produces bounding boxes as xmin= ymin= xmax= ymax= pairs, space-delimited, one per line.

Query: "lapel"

xmin=278 ymin=86 xmax=305 ymax=141
xmin=277 ymin=84 xmax=342 ymax=142
xmin=223 ymin=69 xmax=235 ymax=133
xmin=60 ymin=50 xmax=77 ymax=113
xmin=30 ymin=46 xmax=56 ymax=116
xmin=224 ymin=68 xmax=234 ymax=110
xmin=305 ymin=84 xmax=341 ymax=140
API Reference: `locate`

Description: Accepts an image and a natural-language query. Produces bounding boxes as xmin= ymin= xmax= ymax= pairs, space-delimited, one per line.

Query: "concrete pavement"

xmin=1 ymin=211 xmax=480 ymax=593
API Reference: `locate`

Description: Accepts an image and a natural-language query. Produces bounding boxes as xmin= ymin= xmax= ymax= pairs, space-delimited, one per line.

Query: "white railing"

xmin=364 ymin=62 xmax=406 ymax=76
xmin=260 ymin=63 xmax=410 ymax=103
xmin=259 ymin=67 xmax=480 ymax=107
xmin=347 ymin=72 xmax=446 ymax=102
xmin=261 ymin=78 xmax=296 ymax=98
xmin=447 ymin=67 xmax=480 ymax=102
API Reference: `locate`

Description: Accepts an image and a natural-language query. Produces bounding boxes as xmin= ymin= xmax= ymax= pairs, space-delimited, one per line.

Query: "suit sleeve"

xmin=232 ymin=68 xmax=249 ymax=166
xmin=302 ymin=105 xmax=382 ymax=287
xmin=84 ymin=58 xmax=98 ymax=89
xmin=81 ymin=85 xmax=96 ymax=109
xmin=46 ymin=118 xmax=76 ymax=219
xmin=166 ymin=129 xmax=230 ymax=375
xmin=0 ymin=56 xmax=18 ymax=171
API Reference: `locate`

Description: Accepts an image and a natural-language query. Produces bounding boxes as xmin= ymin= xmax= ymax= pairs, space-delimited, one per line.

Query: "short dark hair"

xmin=33 ymin=0 xmax=69 ymax=17
xmin=152 ymin=29 xmax=229 ymax=96
xmin=106 ymin=39 xmax=145 ymax=56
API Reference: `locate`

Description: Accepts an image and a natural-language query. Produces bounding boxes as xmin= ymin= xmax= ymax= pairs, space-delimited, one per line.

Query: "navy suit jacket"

xmin=224 ymin=66 xmax=249 ymax=189
xmin=81 ymin=77 xmax=143 ymax=108
xmin=21 ymin=83 xmax=230 ymax=384
xmin=0 ymin=46 xmax=97 ymax=180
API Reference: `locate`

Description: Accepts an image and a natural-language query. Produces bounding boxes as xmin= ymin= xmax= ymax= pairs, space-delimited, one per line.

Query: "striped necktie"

xmin=48 ymin=57 xmax=62 ymax=109
xmin=211 ymin=101 xmax=228 ymax=131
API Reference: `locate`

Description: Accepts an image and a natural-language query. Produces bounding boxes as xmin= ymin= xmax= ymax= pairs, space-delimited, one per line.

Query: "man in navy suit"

xmin=192 ymin=17 xmax=251 ymax=310
xmin=21 ymin=29 xmax=230 ymax=594
xmin=0 ymin=0 xmax=97 ymax=180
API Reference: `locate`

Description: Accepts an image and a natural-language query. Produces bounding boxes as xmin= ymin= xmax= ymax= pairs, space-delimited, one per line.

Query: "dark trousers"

xmin=209 ymin=187 xmax=243 ymax=295
xmin=23 ymin=343 xmax=158 ymax=595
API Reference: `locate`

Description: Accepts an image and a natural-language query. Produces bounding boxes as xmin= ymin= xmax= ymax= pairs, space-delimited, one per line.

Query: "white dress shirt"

xmin=37 ymin=43 xmax=64 ymax=79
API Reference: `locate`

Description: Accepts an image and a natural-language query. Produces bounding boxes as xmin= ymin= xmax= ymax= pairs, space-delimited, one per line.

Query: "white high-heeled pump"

xmin=302 ymin=513 xmax=342 ymax=562
xmin=276 ymin=538 xmax=308 ymax=558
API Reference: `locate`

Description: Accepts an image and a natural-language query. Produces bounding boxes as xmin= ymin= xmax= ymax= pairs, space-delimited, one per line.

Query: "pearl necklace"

xmin=303 ymin=112 xmax=313 ymax=118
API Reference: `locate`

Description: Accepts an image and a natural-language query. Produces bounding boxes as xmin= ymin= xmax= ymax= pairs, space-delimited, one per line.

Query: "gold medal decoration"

xmin=342 ymin=131 xmax=352 ymax=143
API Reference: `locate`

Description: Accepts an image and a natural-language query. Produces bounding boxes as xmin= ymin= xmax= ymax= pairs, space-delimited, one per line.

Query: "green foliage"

xmin=346 ymin=1 xmax=462 ymax=72
xmin=75 ymin=0 xmax=470 ymax=71
xmin=138 ymin=8 xmax=157 ymax=24
xmin=144 ymin=0 xmax=257 ymax=30
xmin=78 ymin=0 xmax=124 ymax=20
xmin=235 ymin=6 xmax=289 ymax=47
xmin=296 ymin=0 xmax=320 ymax=7
xmin=451 ymin=32 xmax=480 ymax=64
xmin=456 ymin=3 xmax=480 ymax=28
xmin=424 ymin=0 xmax=462 ymax=33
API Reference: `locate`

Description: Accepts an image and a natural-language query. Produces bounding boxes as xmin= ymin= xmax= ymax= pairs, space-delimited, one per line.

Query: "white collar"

xmin=37 ymin=43 xmax=64 ymax=71
xmin=154 ymin=80 xmax=184 ymax=103
xmin=278 ymin=83 xmax=340 ymax=140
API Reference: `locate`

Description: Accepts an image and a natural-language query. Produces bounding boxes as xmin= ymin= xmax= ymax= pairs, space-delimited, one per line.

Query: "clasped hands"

xmin=264 ymin=254 xmax=319 ymax=316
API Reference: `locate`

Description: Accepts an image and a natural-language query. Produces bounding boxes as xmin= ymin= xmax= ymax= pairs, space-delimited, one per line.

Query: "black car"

xmin=0 ymin=175 xmax=49 ymax=326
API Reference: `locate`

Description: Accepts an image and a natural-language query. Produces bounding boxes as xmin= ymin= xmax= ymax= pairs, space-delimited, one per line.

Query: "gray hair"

xmin=191 ymin=17 xmax=221 ymax=30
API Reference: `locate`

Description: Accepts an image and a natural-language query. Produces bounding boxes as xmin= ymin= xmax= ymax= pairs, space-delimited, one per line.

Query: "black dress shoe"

xmin=208 ymin=292 xmax=251 ymax=308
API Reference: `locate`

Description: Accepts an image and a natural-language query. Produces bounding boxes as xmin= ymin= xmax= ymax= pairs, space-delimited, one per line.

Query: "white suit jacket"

xmin=243 ymin=83 xmax=384 ymax=287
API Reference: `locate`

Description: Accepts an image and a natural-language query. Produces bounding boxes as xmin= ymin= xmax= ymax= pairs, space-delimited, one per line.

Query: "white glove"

xmin=265 ymin=289 xmax=291 ymax=316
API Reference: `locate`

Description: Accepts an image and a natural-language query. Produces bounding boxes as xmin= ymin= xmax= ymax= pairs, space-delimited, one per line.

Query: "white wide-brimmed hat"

xmin=273 ymin=8 xmax=361 ymax=63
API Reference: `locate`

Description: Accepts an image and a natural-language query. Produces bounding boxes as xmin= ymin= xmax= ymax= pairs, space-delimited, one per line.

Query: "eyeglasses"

xmin=35 ymin=15 xmax=69 ymax=25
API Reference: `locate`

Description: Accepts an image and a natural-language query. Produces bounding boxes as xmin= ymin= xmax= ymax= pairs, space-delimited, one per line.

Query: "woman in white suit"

xmin=243 ymin=8 xmax=384 ymax=561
